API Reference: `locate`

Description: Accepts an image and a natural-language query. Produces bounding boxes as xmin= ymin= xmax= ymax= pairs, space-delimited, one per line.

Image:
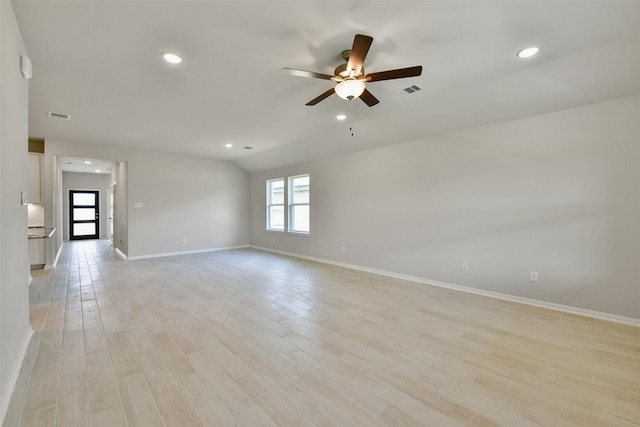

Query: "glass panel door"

xmin=69 ymin=190 xmax=100 ymax=240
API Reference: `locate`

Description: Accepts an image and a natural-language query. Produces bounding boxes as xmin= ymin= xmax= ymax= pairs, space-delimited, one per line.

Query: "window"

xmin=288 ymin=174 xmax=310 ymax=234
xmin=266 ymin=178 xmax=284 ymax=231
xmin=266 ymin=174 xmax=310 ymax=234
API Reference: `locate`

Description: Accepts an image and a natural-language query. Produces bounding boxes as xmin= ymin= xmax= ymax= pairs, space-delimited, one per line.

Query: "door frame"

xmin=69 ymin=190 xmax=100 ymax=240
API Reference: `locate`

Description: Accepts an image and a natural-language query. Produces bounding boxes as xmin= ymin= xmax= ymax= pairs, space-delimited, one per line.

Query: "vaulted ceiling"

xmin=12 ymin=1 xmax=640 ymax=173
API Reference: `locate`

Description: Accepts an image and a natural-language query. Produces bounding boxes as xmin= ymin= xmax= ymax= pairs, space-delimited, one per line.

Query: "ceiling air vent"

xmin=395 ymin=83 xmax=424 ymax=98
xmin=403 ymin=84 xmax=423 ymax=94
xmin=47 ymin=111 xmax=71 ymax=120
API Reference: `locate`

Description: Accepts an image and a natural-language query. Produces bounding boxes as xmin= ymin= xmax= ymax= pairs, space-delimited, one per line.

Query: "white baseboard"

xmin=127 ymin=245 xmax=250 ymax=261
xmin=0 ymin=327 xmax=34 ymax=424
xmin=250 ymin=246 xmax=640 ymax=327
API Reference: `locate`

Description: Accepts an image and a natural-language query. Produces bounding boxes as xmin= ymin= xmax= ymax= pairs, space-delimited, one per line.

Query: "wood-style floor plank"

xmin=4 ymin=240 xmax=640 ymax=427
xmin=118 ymin=372 xmax=164 ymax=427
xmin=91 ymin=404 xmax=128 ymax=427
xmin=177 ymin=373 xmax=237 ymax=427
xmin=55 ymin=372 xmax=90 ymax=427
xmin=86 ymin=349 xmax=121 ymax=413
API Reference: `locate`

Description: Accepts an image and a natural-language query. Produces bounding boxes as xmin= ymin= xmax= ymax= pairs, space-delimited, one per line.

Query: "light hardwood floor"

xmin=3 ymin=240 xmax=640 ymax=426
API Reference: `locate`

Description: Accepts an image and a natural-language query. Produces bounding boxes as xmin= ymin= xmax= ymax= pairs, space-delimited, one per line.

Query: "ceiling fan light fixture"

xmin=335 ymin=80 xmax=366 ymax=100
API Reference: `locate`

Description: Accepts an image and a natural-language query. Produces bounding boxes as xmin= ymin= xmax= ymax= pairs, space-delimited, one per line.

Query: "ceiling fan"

xmin=282 ymin=34 xmax=422 ymax=107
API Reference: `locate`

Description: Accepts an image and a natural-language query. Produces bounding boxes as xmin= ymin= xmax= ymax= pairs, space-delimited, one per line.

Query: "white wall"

xmin=250 ymin=94 xmax=640 ymax=320
xmin=62 ymin=172 xmax=112 ymax=240
xmin=44 ymin=140 xmax=249 ymax=259
xmin=0 ymin=2 xmax=32 ymax=422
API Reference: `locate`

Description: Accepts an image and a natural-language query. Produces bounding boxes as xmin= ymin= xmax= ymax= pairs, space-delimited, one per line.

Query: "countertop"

xmin=28 ymin=227 xmax=56 ymax=239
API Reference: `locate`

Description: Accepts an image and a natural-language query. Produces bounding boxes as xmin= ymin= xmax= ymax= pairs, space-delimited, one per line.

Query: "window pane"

xmin=74 ymin=208 xmax=95 ymax=221
xmin=74 ymin=223 xmax=96 ymax=236
xmin=291 ymin=176 xmax=309 ymax=203
xmin=290 ymin=205 xmax=309 ymax=233
xmin=269 ymin=206 xmax=284 ymax=230
xmin=73 ymin=193 xmax=96 ymax=206
xmin=269 ymin=180 xmax=284 ymax=204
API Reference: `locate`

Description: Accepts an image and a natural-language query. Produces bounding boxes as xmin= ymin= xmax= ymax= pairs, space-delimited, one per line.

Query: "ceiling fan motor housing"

xmin=334 ymin=62 xmax=364 ymax=78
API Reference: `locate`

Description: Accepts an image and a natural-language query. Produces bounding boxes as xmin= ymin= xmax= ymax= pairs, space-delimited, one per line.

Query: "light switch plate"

xmin=20 ymin=55 xmax=32 ymax=79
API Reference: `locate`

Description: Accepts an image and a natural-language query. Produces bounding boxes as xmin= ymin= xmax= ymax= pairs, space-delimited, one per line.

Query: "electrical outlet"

xmin=341 ymin=246 xmax=346 ymax=253
xmin=461 ymin=262 xmax=469 ymax=271
xmin=530 ymin=271 xmax=539 ymax=282
xmin=183 ymin=238 xmax=188 ymax=243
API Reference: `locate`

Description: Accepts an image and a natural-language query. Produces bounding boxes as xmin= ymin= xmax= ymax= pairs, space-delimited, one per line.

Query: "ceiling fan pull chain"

xmin=349 ymin=99 xmax=355 ymax=136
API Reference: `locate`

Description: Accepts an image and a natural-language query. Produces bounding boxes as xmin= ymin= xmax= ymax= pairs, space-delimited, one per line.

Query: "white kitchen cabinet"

xmin=28 ymin=238 xmax=45 ymax=266
xmin=28 ymin=154 xmax=43 ymax=204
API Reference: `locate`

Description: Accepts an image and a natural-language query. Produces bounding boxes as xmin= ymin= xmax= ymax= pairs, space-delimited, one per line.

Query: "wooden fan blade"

xmin=306 ymin=88 xmax=336 ymax=106
xmin=359 ymin=88 xmax=379 ymax=107
xmin=346 ymin=34 xmax=373 ymax=76
xmin=365 ymin=66 xmax=422 ymax=82
xmin=282 ymin=68 xmax=335 ymax=80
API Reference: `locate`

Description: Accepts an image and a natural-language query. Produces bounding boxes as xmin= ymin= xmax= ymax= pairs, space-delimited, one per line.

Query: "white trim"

xmin=0 ymin=327 xmax=34 ymax=424
xmin=250 ymin=246 xmax=640 ymax=327
xmin=115 ymin=247 xmax=128 ymax=260
xmin=127 ymin=245 xmax=250 ymax=261
xmin=44 ymin=241 xmax=63 ymax=269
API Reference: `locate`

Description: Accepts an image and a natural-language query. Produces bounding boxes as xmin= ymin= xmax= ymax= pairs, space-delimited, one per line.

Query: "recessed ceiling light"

xmin=336 ymin=114 xmax=347 ymax=121
xmin=224 ymin=143 xmax=233 ymax=148
xmin=84 ymin=161 xmax=92 ymax=165
xmin=162 ymin=51 xmax=182 ymax=64
xmin=516 ymin=46 xmax=540 ymax=59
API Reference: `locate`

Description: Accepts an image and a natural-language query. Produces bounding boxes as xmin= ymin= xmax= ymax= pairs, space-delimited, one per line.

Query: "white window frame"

xmin=288 ymin=174 xmax=310 ymax=235
xmin=266 ymin=178 xmax=285 ymax=231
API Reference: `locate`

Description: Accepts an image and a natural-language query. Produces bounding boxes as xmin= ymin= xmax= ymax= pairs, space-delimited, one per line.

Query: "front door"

xmin=70 ymin=190 xmax=100 ymax=240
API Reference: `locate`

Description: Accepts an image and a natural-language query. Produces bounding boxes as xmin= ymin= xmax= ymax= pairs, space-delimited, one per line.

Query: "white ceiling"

xmin=59 ymin=156 xmax=113 ymax=175
xmin=12 ymin=1 xmax=640 ymax=173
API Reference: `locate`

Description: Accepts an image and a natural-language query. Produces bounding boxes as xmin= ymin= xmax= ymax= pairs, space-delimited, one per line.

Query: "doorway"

xmin=69 ymin=190 xmax=100 ymax=240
